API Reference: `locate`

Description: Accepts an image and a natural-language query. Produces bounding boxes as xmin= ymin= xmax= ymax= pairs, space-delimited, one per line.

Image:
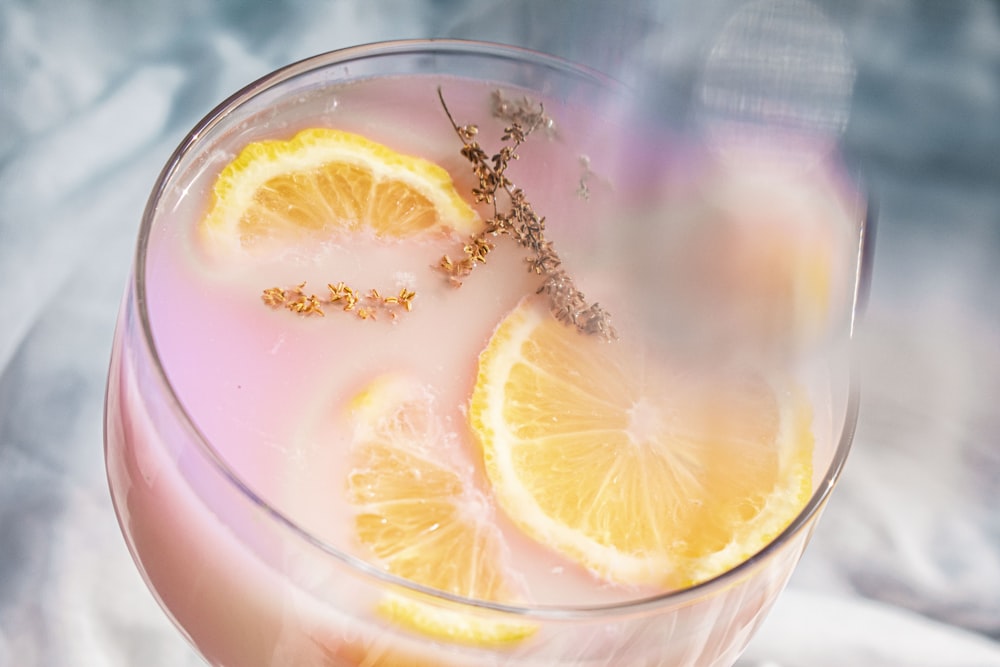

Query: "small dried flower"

xmin=464 ymin=236 xmax=494 ymax=264
xmin=287 ymin=293 xmax=324 ymax=316
xmin=491 ymin=90 xmax=552 ymax=134
xmin=397 ymin=288 xmax=416 ymax=311
xmin=262 ymin=287 xmax=287 ymax=308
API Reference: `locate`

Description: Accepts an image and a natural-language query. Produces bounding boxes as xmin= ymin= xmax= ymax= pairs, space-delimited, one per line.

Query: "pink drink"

xmin=105 ymin=42 xmax=862 ymax=666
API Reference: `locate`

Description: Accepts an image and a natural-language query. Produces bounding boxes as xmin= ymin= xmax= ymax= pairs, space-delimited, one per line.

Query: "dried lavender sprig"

xmin=436 ymin=87 xmax=616 ymax=341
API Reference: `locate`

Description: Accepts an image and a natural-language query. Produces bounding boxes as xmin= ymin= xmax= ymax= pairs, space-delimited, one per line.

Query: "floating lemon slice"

xmin=470 ymin=296 xmax=814 ymax=588
xmin=643 ymin=165 xmax=857 ymax=363
xmin=200 ymin=128 xmax=480 ymax=254
xmin=346 ymin=375 xmax=535 ymax=645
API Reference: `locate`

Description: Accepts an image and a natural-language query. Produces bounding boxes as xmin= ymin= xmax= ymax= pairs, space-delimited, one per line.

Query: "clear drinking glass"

xmin=105 ymin=40 xmax=864 ymax=667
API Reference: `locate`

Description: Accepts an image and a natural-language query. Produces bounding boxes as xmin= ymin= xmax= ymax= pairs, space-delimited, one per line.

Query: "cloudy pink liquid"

xmin=106 ymin=73 xmax=846 ymax=666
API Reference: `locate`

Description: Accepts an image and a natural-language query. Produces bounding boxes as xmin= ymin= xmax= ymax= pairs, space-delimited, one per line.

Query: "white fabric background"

xmin=1 ymin=1 xmax=998 ymax=665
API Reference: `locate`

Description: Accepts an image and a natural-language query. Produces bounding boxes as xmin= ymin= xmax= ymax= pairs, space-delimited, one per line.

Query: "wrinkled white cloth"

xmin=738 ymin=589 xmax=1000 ymax=667
xmin=1 ymin=0 xmax=998 ymax=665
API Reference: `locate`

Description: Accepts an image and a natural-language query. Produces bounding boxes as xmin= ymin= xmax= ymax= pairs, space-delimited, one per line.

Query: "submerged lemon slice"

xmin=201 ymin=128 xmax=480 ymax=254
xmin=346 ymin=376 xmax=535 ymax=645
xmin=470 ymin=296 xmax=814 ymax=588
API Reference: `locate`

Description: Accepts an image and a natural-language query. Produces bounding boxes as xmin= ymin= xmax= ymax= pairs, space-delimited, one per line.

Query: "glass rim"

xmin=133 ymin=38 xmax=859 ymax=621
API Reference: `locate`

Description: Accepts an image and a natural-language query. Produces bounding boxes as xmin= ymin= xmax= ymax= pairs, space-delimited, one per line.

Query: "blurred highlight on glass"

xmin=449 ymin=0 xmax=874 ymax=361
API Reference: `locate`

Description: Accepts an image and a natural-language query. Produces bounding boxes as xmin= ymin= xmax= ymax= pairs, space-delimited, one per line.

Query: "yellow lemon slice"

xmin=470 ymin=296 xmax=814 ymax=588
xmin=201 ymin=128 xmax=480 ymax=254
xmin=346 ymin=375 xmax=535 ymax=645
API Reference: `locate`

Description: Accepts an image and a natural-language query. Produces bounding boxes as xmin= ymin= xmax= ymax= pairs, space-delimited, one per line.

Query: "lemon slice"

xmin=200 ymin=128 xmax=480 ymax=254
xmin=346 ymin=376 xmax=535 ymax=645
xmin=644 ymin=165 xmax=857 ymax=363
xmin=470 ymin=296 xmax=814 ymax=588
